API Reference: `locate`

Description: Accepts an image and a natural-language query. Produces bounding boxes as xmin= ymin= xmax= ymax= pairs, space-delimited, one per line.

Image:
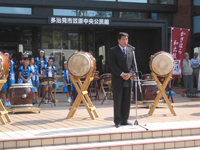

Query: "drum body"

xmin=94 ymin=71 xmax=99 ymax=78
xmin=10 ymin=83 xmax=34 ymax=106
xmin=41 ymin=77 xmax=55 ymax=85
xmin=100 ymin=73 xmax=112 ymax=85
xmin=67 ymin=51 xmax=96 ymax=78
xmin=149 ymin=51 xmax=174 ymax=77
xmin=142 ymin=81 xmax=158 ymax=100
xmin=93 ymin=71 xmax=100 ymax=81
xmin=143 ymin=74 xmax=153 ymax=81
xmin=0 ymin=52 xmax=10 ymax=79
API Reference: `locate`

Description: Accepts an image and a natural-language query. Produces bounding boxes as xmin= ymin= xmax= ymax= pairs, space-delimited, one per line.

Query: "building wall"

xmin=173 ymin=0 xmax=192 ymax=55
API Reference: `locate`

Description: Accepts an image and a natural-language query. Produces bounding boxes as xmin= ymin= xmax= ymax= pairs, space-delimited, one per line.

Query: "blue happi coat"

xmin=43 ymin=64 xmax=57 ymax=89
xmin=35 ymin=57 xmax=48 ymax=74
xmin=18 ymin=66 xmax=33 ymax=84
xmin=30 ymin=64 xmax=39 ymax=88
xmin=18 ymin=66 xmax=34 ymax=92
xmin=1 ymin=60 xmax=15 ymax=90
xmin=62 ymin=70 xmax=73 ymax=92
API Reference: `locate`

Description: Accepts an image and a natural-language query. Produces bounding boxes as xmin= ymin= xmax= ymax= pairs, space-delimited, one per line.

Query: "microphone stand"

xmin=131 ymin=46 xmax=148 ymax=131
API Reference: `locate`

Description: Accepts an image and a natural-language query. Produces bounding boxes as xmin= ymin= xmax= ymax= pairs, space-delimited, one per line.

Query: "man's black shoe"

xmin=115 ymin=123 xmax=120 ymax=128
xmin=121 ymin=122 xmax=132 ymax=126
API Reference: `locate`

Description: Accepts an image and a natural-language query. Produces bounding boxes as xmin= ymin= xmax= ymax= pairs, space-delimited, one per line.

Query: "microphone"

xmin=127 ymin=44 xmax=135 ymax=51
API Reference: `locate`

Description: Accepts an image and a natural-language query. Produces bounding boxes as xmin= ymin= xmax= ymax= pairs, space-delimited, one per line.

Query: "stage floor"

xmin=0 ymin=93 xmax=200 ymax=141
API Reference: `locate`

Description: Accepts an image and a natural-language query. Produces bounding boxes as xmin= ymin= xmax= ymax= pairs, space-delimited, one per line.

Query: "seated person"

xmin=42 ymin=56 xmax=57 ymax=104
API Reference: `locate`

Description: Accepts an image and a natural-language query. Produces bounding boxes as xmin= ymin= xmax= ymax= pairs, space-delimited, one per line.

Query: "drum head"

xmin=151 ymin=53 xmax=174 ymax=76
xmin=142 ymin=81 xmax=156 ymax=85
xmin=10 ymin=83 xmax=34 ymax=88
xmin=68 ymin=53 xmax=91 ymax=77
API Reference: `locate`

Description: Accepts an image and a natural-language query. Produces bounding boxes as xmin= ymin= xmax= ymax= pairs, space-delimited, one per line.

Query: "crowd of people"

xmin=1 ymin=50 xmax=73 ymax=107
xmin=182 ymin=52 xmax=200 ymax=91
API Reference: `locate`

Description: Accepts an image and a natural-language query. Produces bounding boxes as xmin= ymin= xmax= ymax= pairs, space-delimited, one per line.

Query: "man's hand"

xmin=122 ymin=73 xmax=132 ymax=80
xmin=121 ymin=73 xmax=126 ymax=79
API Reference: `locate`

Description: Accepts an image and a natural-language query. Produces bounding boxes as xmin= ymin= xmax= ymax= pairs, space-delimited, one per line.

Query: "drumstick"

xmin=64 ymin=83 xmax=72 ymax=85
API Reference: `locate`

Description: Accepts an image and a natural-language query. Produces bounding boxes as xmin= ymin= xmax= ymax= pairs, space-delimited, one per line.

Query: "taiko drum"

xmin=0 ymin=52 xmax=10 ymax=80
xmin=149 ymin=51 xmax=175 ymax=77
xmin=67 ymin=51 xmax=96 ymax=78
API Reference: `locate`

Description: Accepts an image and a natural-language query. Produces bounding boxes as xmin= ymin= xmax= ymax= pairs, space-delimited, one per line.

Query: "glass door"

xmin=95 ymin=34 xmax=107 ymax=75
xmin=41 ymin=29 xmax=82 ymax=91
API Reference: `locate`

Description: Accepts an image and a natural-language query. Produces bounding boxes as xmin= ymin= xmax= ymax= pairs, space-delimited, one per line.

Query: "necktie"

xmin=123 ymin=48 xmax=127 ymax=59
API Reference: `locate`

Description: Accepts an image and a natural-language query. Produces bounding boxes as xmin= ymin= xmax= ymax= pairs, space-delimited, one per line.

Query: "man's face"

xmin=118 ymin=35 xmax=128 ymax=48
xmin=194 ymin=53 xmax=198 ymax=58
xmin=185 ymin=55 xmax=189 ymax=60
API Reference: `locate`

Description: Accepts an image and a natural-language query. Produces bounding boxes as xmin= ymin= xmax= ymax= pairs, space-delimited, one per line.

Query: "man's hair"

xmin=117 ymin=32 xmax=129 ymax=40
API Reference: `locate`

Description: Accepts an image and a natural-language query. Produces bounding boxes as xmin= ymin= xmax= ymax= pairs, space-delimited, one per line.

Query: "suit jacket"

xmin=108 ymin=45 xmax=136 ymax=87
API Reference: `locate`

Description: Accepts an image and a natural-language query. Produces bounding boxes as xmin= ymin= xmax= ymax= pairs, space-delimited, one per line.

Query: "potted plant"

xmin=172 ymin=77 xmax=185 ymax=94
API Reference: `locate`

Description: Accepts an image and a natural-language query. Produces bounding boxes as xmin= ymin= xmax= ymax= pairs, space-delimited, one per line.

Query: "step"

xmin=3 ymin=135 xmax=200 ymax=150
xmin=1 ymin=121 xmax=200 ymax=149
xmin=4 ymin=147 xmax=200 ymax=150
xmin=167 ymin=147 xmax=200 ymax=150
xmin=1 ymin=126 xmax=200 ymax=149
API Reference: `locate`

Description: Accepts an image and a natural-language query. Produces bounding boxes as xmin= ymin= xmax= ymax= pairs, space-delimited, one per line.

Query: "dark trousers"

xmin=72 ymin=87 xmax=77 ymax=104
xmin=193 ymin=68 xmax=199 ymax=88
xmin=112 ymin=86 xmax=131 ymax=125
xmin=183 ymin=75 xmax=193 ymax=91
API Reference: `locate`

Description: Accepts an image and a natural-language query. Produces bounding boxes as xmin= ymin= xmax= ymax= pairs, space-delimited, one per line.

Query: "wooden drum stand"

xmin=0 ymin=79 xmax=11 ymax=124
xmin=66 ymin=72 xmax=99 ymax=120
xmin=148 ymin=71 xmax=176 ymax=116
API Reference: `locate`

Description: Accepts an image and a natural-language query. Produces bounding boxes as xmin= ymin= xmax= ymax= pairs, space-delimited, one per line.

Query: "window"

xmin=54 ymin=9 xmax=112 ymax=18
xmin=149 ymin=0 xmax=175 ymax=4
xmin=194 ymin=47 xmax=200 ymax=58
xmin=119 ymin=12 xmax=147 ymax=19
xmin=118 ymin=0 xmax=147 ymax=3
xmin=85 ymin=0 xmax=115 ymax=1
xmin=151 ymin=13 xmax=157 ymax=19
xmin=53 ymin=9 xmax=76 ymax=16
xmin=151 ymin=13 xmax=173 ymax=26
xmin=86 ymin=0 xmax=148 ymax=2
xmin=194 ymin=0 xmax=200 ymax=6
xmin=0 ymin=6 xmax=31 ymax=15
xmin=194 ymin=16 xmax=200 ymax=33
xmin=78 ymin=10 xmax=112 ymax=17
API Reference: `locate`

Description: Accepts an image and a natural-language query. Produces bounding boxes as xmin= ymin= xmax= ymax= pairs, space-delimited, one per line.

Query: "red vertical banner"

xmin=171 ymin=28 xmax=190 ymax=78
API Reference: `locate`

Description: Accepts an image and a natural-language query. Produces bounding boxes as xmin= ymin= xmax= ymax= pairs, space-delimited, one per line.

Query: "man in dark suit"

xmin=108 ymin=32 xmax=135 ymax=128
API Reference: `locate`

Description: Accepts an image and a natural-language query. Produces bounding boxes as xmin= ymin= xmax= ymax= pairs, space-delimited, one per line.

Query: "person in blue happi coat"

xmin=1 ymin=51 xmax=15 ymax=107
xmin=42 ymin=56 xmax=57 ymax=104
xmin=62 ymin=61 xmax=73 ymax=103
xmin=18 ymin=57 xmax=33 ymax=85
xmin=35 ymin=50 xmax=48 ymax=97
xmin=29 ymin=56 xmax=39 ymax=104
